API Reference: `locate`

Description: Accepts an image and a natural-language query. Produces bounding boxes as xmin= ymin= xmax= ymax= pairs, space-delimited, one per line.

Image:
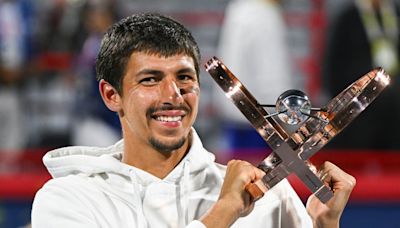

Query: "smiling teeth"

xmin=156 ymin=116 xmax=182 ymax=122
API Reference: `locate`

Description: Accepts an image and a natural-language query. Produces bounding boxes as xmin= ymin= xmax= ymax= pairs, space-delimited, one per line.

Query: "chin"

xmin=149 ymin=136 xmax=186 ymax=154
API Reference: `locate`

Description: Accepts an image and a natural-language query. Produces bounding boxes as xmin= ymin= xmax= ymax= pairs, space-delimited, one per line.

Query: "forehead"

xmin=127 ymin=52 xmax=196 ymax=73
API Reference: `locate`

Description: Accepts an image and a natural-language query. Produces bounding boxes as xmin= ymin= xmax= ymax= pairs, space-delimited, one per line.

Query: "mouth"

xmin=155 ymin=115 xmax=183 ymax=122
xmin=150 ymin=108 xmax=187 ymax=127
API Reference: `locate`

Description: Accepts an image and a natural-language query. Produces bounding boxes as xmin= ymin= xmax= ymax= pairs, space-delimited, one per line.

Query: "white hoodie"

xmin=31 ymin=129 xmax=312 ymax=228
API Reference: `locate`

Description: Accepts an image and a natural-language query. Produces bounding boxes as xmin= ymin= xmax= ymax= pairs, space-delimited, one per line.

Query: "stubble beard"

xmin=149 ymin=136 xmax=186 ymax=154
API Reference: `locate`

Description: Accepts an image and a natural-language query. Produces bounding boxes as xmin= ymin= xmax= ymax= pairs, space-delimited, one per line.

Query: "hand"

xmin=306 ymin=161 xmax=356 ymax=228
xmin=219 ymin=160 xmax=266 ymax=217
xmin=200 ymin=160 xmax=265 ymax=227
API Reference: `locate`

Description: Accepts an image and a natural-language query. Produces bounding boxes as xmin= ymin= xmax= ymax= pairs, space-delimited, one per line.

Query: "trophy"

xmin=205 ymin=57 xmax=390 ymax=203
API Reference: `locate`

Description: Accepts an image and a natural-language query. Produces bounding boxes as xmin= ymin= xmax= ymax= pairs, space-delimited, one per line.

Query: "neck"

xmin=122 ymin=134 xmax=191 ymax=179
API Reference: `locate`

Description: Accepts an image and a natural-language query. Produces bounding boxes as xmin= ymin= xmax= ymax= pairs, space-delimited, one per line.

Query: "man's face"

xmin=119 ymin=52 xmax=200 ymax=154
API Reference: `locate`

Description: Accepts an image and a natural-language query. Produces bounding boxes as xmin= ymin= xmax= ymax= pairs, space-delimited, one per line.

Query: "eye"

xmin=178 ymin=74 xmax=195 ymax=82
xmin=139 ymin=77 xmax=158 ymax=85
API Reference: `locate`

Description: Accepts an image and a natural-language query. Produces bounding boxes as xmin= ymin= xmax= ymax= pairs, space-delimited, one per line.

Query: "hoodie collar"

xmin=43 ymin=128 xmax=215 ymax=181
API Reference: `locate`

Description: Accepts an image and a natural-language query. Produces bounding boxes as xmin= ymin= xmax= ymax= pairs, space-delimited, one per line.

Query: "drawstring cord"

xmin=176 ymin=160 xmax=191 ymax=227
xmin=182 ymin=160 xmax=190 ymax=226
xmin=130 ymin=170 xmax=148 ymax=227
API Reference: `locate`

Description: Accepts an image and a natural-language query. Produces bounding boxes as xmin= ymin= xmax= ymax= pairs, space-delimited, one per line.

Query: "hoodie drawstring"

xmin=130 ymin=170 xmax=148 ymax=228
xmin=177 ymin=160 xmax=190 ymax=227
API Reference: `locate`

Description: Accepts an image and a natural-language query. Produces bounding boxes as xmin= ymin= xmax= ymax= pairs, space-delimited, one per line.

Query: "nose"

xmin=160 ymin=78 xmax=184 ymax=105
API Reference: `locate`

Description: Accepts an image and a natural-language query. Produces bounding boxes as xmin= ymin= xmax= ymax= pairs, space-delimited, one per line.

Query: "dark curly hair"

xmin=96 ymin=13 xmax=201 ymax=94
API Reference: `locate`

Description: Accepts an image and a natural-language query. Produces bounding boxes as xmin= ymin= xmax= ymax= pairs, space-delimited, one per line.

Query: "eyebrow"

xmin=136 ymin=68 xmax=196 ymax=77
xmin=176 ymin=68 xmax=196 ymax=75
xmin=136 ymin=69 xmax=164 ymax=77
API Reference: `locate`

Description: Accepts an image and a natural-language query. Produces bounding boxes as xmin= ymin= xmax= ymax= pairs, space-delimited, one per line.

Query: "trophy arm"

xmin=205 ymin=56 xmax=289 ymax=142
xmin=205 ymin=57 xmax=389 ymax=203
xmin=289 ymin=68 xmax=390 ymax=161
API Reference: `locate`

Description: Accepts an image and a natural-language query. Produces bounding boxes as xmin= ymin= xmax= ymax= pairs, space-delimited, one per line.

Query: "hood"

xmin=42 ymin=128 xmax=222 ymax=227
xmin=43 ymin=128 xmax=216 ymax=182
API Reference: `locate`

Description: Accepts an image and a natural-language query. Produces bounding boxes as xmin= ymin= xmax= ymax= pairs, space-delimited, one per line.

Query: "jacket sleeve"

xmin=31 ymin=179 xmax=98 ymax=228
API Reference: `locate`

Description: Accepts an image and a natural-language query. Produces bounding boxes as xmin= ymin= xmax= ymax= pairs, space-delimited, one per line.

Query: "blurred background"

xmin=0 ymin=0 xmax=399 ymax=227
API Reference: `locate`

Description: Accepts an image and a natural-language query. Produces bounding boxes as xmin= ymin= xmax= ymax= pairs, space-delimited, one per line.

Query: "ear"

xmin=99 ymin=79 xmax=122 ymax=112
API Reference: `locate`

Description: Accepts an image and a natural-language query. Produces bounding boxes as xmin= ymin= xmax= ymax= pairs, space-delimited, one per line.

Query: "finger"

xmin=225 ymin=160 xmax=254 ymax=188
xmin=318 ymin=161 xmax=356 ymax=192
xmin=254 ymin=167 xmax=266 ymax=180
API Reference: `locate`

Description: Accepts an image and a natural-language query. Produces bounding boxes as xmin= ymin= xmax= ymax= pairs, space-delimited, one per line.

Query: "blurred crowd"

xmin=1 ymin=0 xmax=399 ymax=227
xmin=0 ymin=0 xmax=400 ymax=227
xmin=1 ymin=0 xmax=400 ymax=154
xmin=0 ymin=0 xmax=122 ymax=152
xmin=322 ymin=0 xmax=400 ymax=149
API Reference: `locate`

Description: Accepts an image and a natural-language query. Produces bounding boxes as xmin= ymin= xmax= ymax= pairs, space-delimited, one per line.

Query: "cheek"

xmin=191 ymin=86 xmax=200 ymax=96
xmin=125 ymin=89 xmax=157 ymax=115
xmin=183 ymin=85 xmax=200 ymax=102
xmin=188 ymin=84 xmax=200 ymax=96
xmin=182 ymin=84 xmax=200 ymax=97
xmin=183 ymin=85 xmax=200 ymax=117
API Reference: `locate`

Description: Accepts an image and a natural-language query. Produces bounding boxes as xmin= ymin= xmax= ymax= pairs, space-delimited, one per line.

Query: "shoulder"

xmin=33 ymin=172 xmax=121 ymax=206
xmin=31 ymin=175 xmax=100 ymax=227
xmin=32 ymin=174 xmax=103 ymax=212
xmin=37 ymin=174 xmax=96 ymax=195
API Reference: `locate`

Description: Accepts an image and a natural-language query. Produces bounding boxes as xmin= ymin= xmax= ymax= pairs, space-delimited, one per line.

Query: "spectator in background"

xmin=322 ymin=0 xmax=400 ymax=149
xmin=214 ymin=0 xmax=300 ymax=152
xmin=22 ymin=0 xmax=85 ymax=149
xmin=35 ymin=0 xmax=84 ymax=53
xmin=72 ymin=0 xmax=121 ymax=146
xmin=22 ymin=0 xmax=120 ymax=149
xmin=0 ymin=0 xmax=34 ymax=150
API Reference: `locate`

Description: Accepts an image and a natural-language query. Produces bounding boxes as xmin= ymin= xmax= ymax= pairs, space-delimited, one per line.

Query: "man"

xmin=31 ymin=13 xmax=355 ymax=227
xmin=322 ymin=0 xmax=400 ymax=149
xmin=215 ymin=0 xmax=296 ymax=150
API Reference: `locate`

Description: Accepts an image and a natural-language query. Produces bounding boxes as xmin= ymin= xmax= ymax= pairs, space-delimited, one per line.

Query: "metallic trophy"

xmin=205 ymin=57 xmax=390 ymax=203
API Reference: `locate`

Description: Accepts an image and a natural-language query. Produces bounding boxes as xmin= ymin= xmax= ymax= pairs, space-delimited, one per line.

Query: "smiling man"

xmin=108 ymin=52 xmax=200 ymax=178
xmin=31 ymin=13 xmax=355 ymax=228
